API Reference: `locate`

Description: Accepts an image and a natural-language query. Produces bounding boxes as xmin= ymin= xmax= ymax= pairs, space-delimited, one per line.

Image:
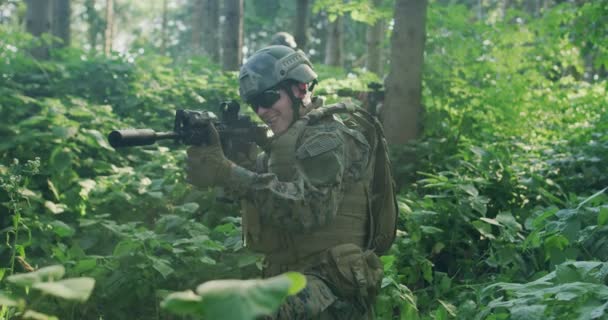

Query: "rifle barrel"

xmin=108 ymin=129 xmax=178 ymax=148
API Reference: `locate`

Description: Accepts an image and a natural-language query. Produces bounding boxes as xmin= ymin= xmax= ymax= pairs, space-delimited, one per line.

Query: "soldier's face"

xmin=255 ymin=88 xmax=295 ymax=135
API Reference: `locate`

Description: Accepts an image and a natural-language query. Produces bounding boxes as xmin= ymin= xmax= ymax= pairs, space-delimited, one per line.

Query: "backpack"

xmin=304 ymin=101 xmax=398 ymax=255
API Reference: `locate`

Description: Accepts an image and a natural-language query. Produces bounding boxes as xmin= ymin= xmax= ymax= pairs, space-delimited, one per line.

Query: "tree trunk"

xmin=366 ymin=0 xmax=385 ymax=76
xmin=52 ymin=0 xmax=71 ymax=47
xmin=382 ymin=0 xmax=427 ymax=145
xmin=25 ymin=0 xmax=52 ymax=59
xmin=525 ymin=0 xmax=540 ymax=16
xmin=222 ymin=0 xmax=243 ymax=71
xmin=191 ymin=0 xmax=204 ymax=55
xmin=85 ymin=0 xmax=99 ymax=52
xmin=324 ymin=15 xmax=343 ymax=67
xmin=500 ymin=0 xmax=511 ymax=20
xmin=203 ymin=0 xmax=220 ymax=62
xmin=104 ymin=0 xmax=113 ymax=56
xmin=161 ymin=0 xmax=168 ymax=55
xmin=294 ymin=0 xmax=309 ymax=50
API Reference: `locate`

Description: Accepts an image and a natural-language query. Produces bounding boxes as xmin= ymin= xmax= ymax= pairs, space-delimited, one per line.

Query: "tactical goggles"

xmin=249 ymin=89 xmax=281 ymax=113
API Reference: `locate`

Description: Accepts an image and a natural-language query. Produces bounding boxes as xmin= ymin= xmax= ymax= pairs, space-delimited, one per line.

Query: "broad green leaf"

xmin=49 ymin=220 xmax=75 ymax=238
xmin=52 ymin=126 xmax=78 ymax=139
xmin=7 ymin=265 xmax=65 ymax=287
xmin=49 ymin=147 xmax=72 ymax=173
xmin=589 ymin=301 xmax=608 ymax=320
xmin=72 ymin=258 xmax=97 ymax=274
xmin=555 ymin=261 xmax=608 ymax=284
xmin=83 ymin=129 xmax=113 ymax=150
xmin=544 ymin=234 xmax=569 ymax=252
xmin=284 ymin=272 xmax=306 ymax=295
xmin=0 ymin=291 xmax=19 ymax=307
xmin=496 ymin=211 xmax=522 ymax=231
xmin=554 ymin=290 xmax=579 ymax=301
xmin=472 ymin=220 xmax=496 ymax=240
xmin=479 ymin=217 xmax=501 ymax=227
xmin=437 ymin=299 xmax=457 ymax=317
xmin=237 ymin=254 xmax=259 ymax=268
xmin=422 ymin=260 xmax=434 ymax=283
xmin=112 ymin=240 xmax=141 ymax=257
xmin=380 ymin=277 xmax=392 ymax=289
xmin=537 ymin=187 xmax=566 ymax=207
xmin=420 ymin=226 xmax=443 ymax=234
xmin=434 ymin=305 xmax=448 ymax=320
xmin=381 ymin=255 xmax=396 ymax=271
xmin=160 ymin=290 xmax=204 ymax=315
xmin=46 ymin=179 xmax=59 ymax=201
xmin=459 ymin=184 xmax=479 ymax=197
xmin=175 ymin=202 xmax=199 ymax=214
xmin=531 ymin=207 xmax=558 ymax=229
xmin=150 ymin=257 xmax=174 ymax=278
xmin=598 ymin=207 xmax=608 ymax=226
xmin=78 ymin=179 xmax=97 ymax=198
xmin=199 ymin=256 xmax=216 ymax=265
xmin=22 ymin=310 xmax=59 ymax=320
xmin=44 ymin=201 xmax=67 ymax=215
xmin=510 ymin=305 xmax=546 ymax=320
xmin=18 ymin=187 xmax=38 ymax=199
xmin=194 ymin=272 xmax=306 ymax=320
xmin=471 ymin=196 xmax=489 ymax=215
xmin=32 ymin=277 xmax=95 ymax=302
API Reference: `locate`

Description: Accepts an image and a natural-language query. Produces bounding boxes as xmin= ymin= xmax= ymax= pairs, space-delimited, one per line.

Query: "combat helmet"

xmin=239 ymin=45 xmax=317 ymax=105
xmin=270 ymin=32 xmax=297 ymax=49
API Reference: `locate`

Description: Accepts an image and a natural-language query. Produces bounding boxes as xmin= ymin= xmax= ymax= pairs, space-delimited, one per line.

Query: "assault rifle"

xmin=108 ymin=101 xmax=268 ymax=154
xmin=336 ymin=82 xmax=384 ymax=117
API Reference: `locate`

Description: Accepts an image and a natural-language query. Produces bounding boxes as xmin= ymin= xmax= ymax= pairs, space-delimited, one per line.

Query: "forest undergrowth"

xmin=1 ymin=3 xmax=607 ymax=320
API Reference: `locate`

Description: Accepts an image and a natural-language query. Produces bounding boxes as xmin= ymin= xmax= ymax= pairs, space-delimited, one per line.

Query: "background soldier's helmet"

xmin=269 ymin=32 xmax=297 ymax=49
xmin=239 ymin=45 xmax=317 ymax=103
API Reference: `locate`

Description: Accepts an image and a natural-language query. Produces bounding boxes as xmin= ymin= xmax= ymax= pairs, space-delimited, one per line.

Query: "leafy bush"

xmin=1 ymin=2 xmax=607 ymax=319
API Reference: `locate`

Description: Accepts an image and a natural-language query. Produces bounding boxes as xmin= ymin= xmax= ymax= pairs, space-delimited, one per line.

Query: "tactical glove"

xmin=186 ymin=123 xmax=234 ymax=189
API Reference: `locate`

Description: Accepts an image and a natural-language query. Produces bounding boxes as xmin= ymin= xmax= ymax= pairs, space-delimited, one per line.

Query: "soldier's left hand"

xmin=186 ymin=123 xmax=233 ymax=189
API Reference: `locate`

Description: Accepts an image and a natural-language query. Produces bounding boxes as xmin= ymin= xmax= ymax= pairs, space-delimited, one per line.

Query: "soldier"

xmin=186 ymin=45 xmax=386 ymax=319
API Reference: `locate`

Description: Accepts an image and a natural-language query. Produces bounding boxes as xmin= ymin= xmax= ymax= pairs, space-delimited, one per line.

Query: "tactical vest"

xmin=242 ymin=110 xmax=371 ymax=276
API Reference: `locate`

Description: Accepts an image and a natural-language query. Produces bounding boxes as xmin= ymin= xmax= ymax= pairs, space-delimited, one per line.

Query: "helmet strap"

xmin=279 ymin=81 xmax=304 ymax=124
xmin=309 ymin=79 xmax=318 ymax=92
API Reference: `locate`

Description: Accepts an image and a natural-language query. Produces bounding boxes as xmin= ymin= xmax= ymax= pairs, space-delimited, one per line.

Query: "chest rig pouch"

xmin=241 ymin=119 xmax=308 ymax=253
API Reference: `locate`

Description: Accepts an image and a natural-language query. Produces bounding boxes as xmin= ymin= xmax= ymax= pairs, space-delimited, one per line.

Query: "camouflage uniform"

xmin=226 ymin=99 xmax=377 ymax=319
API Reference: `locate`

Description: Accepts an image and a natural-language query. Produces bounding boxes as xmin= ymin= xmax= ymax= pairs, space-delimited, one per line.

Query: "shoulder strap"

xmin=301 ymin=101 xmax=360 ymax=125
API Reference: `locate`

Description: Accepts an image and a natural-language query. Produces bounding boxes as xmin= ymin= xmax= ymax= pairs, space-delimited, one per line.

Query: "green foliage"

xmin=0 ymin=265 xmax=95 ymax=320
xmin=161 ymin=272 xmax=306 ymax=319
xmin=382 ymin=1 xmax=608 ymax=318
xmin=313 ymin=0 xmax=393 ymax=24
xmin=0 ymin=25 xmax=255 ymax=319
xmin=480 ymin=261 xmax=608 ymax=319
xmin=0 ymin=157 xmax=40 ymax=279
xmin=1 ymin=1 xmax=608 ymax=319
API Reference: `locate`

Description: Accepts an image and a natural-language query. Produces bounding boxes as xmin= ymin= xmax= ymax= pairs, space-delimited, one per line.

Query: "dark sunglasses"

xmin=249 ymin=89 xmax=281 ymax=112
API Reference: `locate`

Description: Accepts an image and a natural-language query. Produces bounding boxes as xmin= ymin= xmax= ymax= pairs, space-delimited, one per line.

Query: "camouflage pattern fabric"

xmin=269 ymin=274 xmax=371 ymax=320
xmin=229 ymin=103 xmax=371 ymax=233
xmin=225 ymin=99 xmax=376 ymax=319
